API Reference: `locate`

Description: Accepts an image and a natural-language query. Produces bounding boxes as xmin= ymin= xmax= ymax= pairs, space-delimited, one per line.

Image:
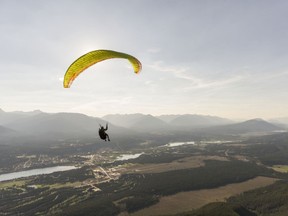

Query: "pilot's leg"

xmin=106 ymin=133 xmax=110 ymax=141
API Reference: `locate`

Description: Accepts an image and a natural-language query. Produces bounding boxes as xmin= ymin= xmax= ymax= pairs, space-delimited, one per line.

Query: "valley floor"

xmin=128 ymin=176 xmax=278 ymax=216
xmin=1 ymin=134 xmax=288 ymax=216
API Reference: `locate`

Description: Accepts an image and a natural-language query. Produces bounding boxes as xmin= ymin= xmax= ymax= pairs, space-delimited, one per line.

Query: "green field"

xmin=271 ymin=165 xmax=288 ymax=173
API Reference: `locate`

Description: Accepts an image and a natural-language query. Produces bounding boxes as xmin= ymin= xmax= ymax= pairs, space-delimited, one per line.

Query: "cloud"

xmin=187 ymin=75 xmax=244 ymax=89
xmin=148 ymin=61 xmax=244 ymax=90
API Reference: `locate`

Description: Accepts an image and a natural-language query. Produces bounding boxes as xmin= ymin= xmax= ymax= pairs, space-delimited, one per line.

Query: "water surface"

xmin=116 ymin=153 xmax=143 ymax=161
xmin=166 ymin=141 xmax=195 ymax=147
xmin=0 ymin=166 xmax=77 ymax=182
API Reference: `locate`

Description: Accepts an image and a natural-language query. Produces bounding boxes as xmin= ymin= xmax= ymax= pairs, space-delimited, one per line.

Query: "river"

xmin=0 ymin=166 xmax=77 ymax=182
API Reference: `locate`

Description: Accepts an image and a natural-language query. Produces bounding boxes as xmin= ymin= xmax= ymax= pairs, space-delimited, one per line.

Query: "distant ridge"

xmin=103 ymin=114 xmax=285 ymax=134
xmin=0 ymin=125 xmax=15 ymax=135
xmin=11 ymin=109 xmax=43 ymax=116
xmin=0 ymin=112 xmax=132 ymax=144
xmin=270 ymin=117 xmax=288 ymax=127
xmin=102 ymin=113 xmax=145 ymax=128
xmin=5 ymin=112 xmax=120 ymax=135
xmin=156 ymin=114 xmax=181 ymax=123
xmin=130 ymin=114 xmax=169 ymax=131
xmin=0 ymin=108 xmax=44 ymax=125
xmin=204 ymin=118 xmax=283 ymax=135
xmin=0 ymin=110 xmax=286 ymax=144
xmin=103 ymin=114 xmax=169 ymax=131
xmin=169 ymin=114 xmax=233 ymax=128
xmin=103 ymin=113 xmax=233 ymax=129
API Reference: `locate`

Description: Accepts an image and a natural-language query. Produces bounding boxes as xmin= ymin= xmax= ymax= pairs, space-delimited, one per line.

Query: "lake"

xmin=166 ymin=141 xmax=195 ymax=147
xmin=116 ymin=153 xmax=144 ymax=161
xmin=0 ymin=166 xmax=77 ymax=182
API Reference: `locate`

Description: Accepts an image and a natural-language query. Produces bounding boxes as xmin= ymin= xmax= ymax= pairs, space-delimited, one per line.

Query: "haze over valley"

xmin=1 ymin=108 xmax=287 ymax=145
xmin=1 ymin=109 xmax=288 ymax=215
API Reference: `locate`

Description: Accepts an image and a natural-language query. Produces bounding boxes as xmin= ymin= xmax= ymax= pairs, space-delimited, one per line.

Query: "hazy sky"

xmin=1 ymin=0 xmax=288 ymax=119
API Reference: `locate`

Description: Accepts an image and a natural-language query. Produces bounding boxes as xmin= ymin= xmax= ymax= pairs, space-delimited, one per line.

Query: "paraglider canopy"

xmin=63 ymin=49 xmax=142 ymax=88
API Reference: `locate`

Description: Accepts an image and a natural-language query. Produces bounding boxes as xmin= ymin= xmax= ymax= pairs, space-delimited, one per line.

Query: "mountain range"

xmin=0 ymin=109 xmax=287 ymax=144
xmin=0 ymin=125 xmax=15 ymax=135
xmin=202 ymin=118 xmax=284 ymax=135
xmin=103 ymin=114 xmax=170 ymax=131
xmin=103 ymin=113 xmax=235 ymax=130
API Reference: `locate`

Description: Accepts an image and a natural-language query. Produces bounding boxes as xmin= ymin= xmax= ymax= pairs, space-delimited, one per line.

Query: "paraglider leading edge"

xmin=63 ymin=49 xmax=142 ymax=88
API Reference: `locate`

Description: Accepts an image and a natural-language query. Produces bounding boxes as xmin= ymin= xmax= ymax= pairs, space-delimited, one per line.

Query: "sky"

xmin=0 ymin=0 xmax=288 ymax=120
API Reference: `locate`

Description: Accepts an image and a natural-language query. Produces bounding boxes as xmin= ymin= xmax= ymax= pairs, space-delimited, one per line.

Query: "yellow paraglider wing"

xmin=63 ymin=49 xmax=142 ymax=88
